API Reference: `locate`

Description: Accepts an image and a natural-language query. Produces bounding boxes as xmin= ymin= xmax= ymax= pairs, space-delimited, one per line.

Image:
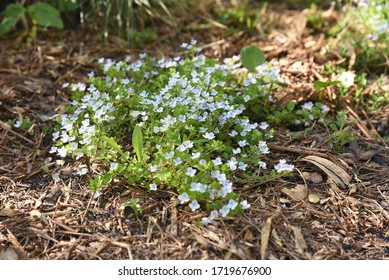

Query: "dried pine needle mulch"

xmin=1 ymin=9 xmax=389 ymax=260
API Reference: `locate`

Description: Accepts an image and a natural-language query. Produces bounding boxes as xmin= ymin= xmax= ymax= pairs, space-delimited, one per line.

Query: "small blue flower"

xmin=240 ymin=200 xmax=250 ymax=209
xmin=186 ymin=167 xmax=197 ymax=177
xmin=274 ymin=159 xmax=294 ymax=173
xmin=212 ymin=157 xmax=222 ymax=165
xmin=110 ymin=162 xmax=118 ymax=171
xmin=178 ymin=192 xmax=189 ymax=204
xmin=219 ymin=205 xmax=230 ymax=217
xmin=302 ymin=101 xmax=314 ymax=111
xmin=203 ymin=132 xmax=215 ymax=140
xmin=173 ymin=157 xmax=182 ymax=166
xmin=150 ymin=165 xmax=158 ymax=172
xmin=189 ymin=200 xmax=200 ymax=211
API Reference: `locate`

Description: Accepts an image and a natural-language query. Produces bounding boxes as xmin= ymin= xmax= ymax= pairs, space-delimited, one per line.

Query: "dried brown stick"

xmin=340 ymin=101 xmax=375 ymax=142
xmin=268 ymin=144 xmax=329 ymax=158
xmin=361 ymin=108 xmax=388 ymax=147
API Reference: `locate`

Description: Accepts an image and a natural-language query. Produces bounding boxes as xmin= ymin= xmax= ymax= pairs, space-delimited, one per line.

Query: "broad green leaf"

xmin=329 ymin=123 xmax=338 ymax=132
xmin=287 ymin=102 xmax=296 ymax=111
xmin=240 ymin=45 xmax=265 ymax=72
xmin=27 ymin=3 xmax=63 ymax=29
xmin=132 ymin=126 xmax=143 ymax=162
xmin=100 ymin=135 xmax=123 ymax=155
xmin=313 ymin=80 xmax=341 ymax=90
xmin=0 ymin=4 xmax=26 ymax=36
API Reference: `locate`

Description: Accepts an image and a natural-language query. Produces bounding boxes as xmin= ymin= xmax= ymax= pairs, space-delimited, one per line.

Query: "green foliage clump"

xmin=329 ymin=0 xmax=389 ymax=73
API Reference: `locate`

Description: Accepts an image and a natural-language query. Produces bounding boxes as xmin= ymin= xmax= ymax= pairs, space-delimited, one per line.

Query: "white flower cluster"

xmin=50 ymin=84 xmax=115 ymax=159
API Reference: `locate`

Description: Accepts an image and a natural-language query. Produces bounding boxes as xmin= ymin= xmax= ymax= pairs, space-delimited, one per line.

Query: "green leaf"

xmin=275 ymin=81 xmax=288 ymax=88
xmin=313 ymin=80 xmax=340 ymax=90
xmin=329 ymin=123 xmax=338 ymax=132
xmin=100 ymin=135 xmax=123 ymax=155
xmin=287 ymin=102 xmax=296 ymax=111
xmin=0 ymin=4 xmax=26 ymax=36
xmin=27 ymin=3 xmax=63 ymax=29
xmin=132 ymin=126 xmax=143 ymax=162
xmin=240 ymin=45 xmax=265 ymax=72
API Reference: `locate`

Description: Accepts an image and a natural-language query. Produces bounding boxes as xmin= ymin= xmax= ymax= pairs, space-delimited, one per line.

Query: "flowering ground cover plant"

xmin=329 ymin=0 xmax=388 ymax=72
xmin=50 ymin=42 xmax=294 ymax=225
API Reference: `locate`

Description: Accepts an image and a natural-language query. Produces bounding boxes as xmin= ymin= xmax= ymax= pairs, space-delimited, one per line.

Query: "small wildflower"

xmin=202 ymin=217 xmax=211 ymax=225
xmin=76 ymin=167 xmax=88 ymax=175
xmin=149 ymin=183 xmax=157 ymax=191
xmin=178 ymin=192 xmax=190 ymax=204
xmin=93 ymin=191 xmax=101 ymax=199
xmin=173 ymin=157 xmax=182 ymax=166
xmin=186 ymin=167 xmax=197 ymax=177
xmin=229 ymin=130 xmax=238 ymax=137
xmin=259 ymin=122 xmax=269 ymax=130
xmin=258 ymin=141 xmax=269 ymax=154
xmin=203 ymin=132 xmax=215 ymax=140
xmin=238 ymin=140 xmax=248 ymax=147
xmin=219 ymin=205 xmax=230 ymax=217
xmin=191 ymin=182 xmax=207 ymax=193
xmin=150 ymin=165 xmax=158 ymax=172
xmin=165 ymin=151 xmax=174 ymax=159
xmin=227 ymin=199 xmax=238 ymax=210
xmin=52 ymin=131 xmax=60 ymax=140
xmin=189 ymin=200 xmax=200 ymax=211
xmin=227 ymin=157 xmax=238 ymax=171
xmin=274 ymin=159 xmax=294 ymax=173
xmin=57 ymin=147 xmax=67 ymax=158
xmin=240 ymin=200 xmax=250 ymax=209
xmin=301 ymin=101 xmax=314 ymax=111
xmin=258 ymin=161 xmax=267 ymax=169
xmin=238 ymin=162 xmax=247 ymax=170
xmin=321 ymin=104 xmax=330 ymax=113
xmin=212 ymin=157 xmax=222 ymax=165
xmin=338 ymin=71 xmax=355 ymax=88
xmin=14 ymin=120 xmax=22 ymax=128
xmin=209 ymin=210 xmax=219 ymax=220
xmin=191 ymin=152 xmax=200 ymax=159
xmin=110 ymin=162 xmax=118 ymax=171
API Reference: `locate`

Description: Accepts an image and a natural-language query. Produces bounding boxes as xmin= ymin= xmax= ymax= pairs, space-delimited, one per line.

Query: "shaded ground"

xmin=0 ymin=6 xmax=388 ymax=260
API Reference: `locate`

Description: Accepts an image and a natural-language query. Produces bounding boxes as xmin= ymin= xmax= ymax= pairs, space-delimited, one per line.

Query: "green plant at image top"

xmin=50 ymin=43 xmax=294 ymax=225
xmin=0 ymin=1 xmax=66 ymax=38
xmin=77 ymin=0 xmax=177 ymax=42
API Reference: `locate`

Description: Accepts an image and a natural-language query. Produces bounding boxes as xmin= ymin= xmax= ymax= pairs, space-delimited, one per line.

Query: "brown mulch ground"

xmin=0 ymin=7 xmax=388 ymax=260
